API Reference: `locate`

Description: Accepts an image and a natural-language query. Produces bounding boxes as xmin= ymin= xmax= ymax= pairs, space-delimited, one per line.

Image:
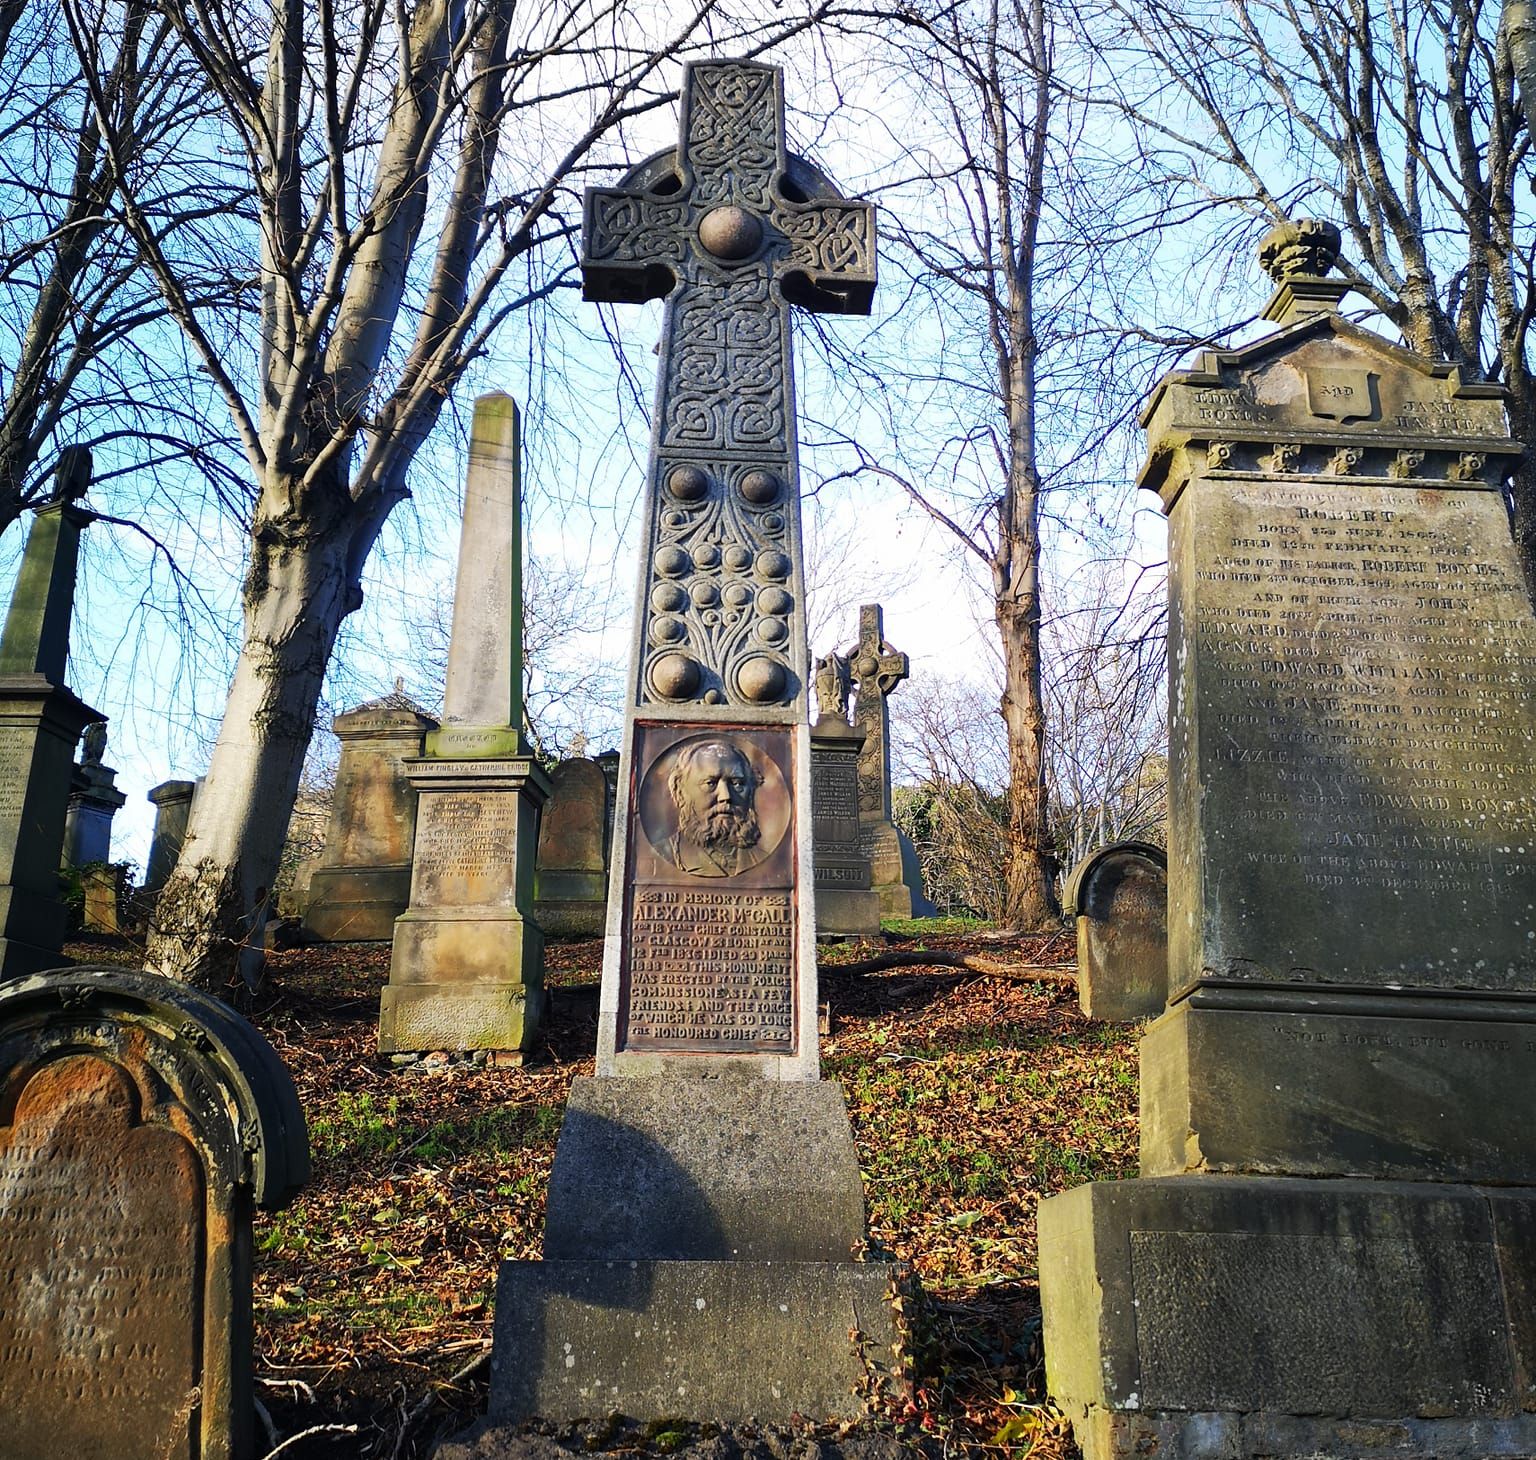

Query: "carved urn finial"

xmin=1258 ymin=218 xmax=1349 ymax=326
xmin=1258 ymin=218 xmax=1342 ymax=284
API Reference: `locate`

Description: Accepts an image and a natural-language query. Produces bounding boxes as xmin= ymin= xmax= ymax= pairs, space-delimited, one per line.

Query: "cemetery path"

xmin=64 ymin=927 xmax=1134 ymax=1460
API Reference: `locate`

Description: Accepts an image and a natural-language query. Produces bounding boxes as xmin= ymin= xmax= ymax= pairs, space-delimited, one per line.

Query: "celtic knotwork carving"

xmin=664 ymin=276 xmax=786 ymax=453
xmin=580 ymin=60 xmax=876 ymax=712
xmin=586 ymin=196 xmax=689 ymax=264
xmin=688 ymin=65 xmax=778 ymax=209
xmin=779 ymin=204 xmax=874 ymax=277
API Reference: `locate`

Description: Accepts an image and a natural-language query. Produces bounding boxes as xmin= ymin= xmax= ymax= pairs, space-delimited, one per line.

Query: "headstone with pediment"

xmin=1039 ymin=220 xmax=1536 ymax=1459
xmin=533 ymin=757 xmax=610 ymax=936
xmin=0 ymin=965 xmax=307 ymax=1460
xmin=304 ymin=689 xmax=437 ymax=942
xmin=480 ymin=60 xmax=900 ymax=1430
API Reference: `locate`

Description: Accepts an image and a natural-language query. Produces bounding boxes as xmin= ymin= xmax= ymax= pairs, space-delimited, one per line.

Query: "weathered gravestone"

xmin=0 ymin=451 xmax=107 ymax=981
xmin=846 ymin=604 xmax=930 ymax=917
xmin=62 ymin=722 xmax=128 ymax=933
xmin=482 ymin=60 xmax=899 ymax=1427
xmin=62 ymin=720 xmax=126 ymax=868
xmin=304 ymin=688 xmax=437 ymax=941
xmin=1038 ymin=219 xmax=1536 ymax=1459
xmin=1064 ymin=841 xmax=1167 ymax=1022
xmin=0 ymin=965 xmax=308 ymax=1460
xmin=811 ymin=650 xmax=881 ymax=936
xmin=144 ymin=777 xmax=198 ymax=899
xmin=379 ymin=393 xmax=551 ymax=1056
xmin=533 ymin=757 xmax=609 ymax=936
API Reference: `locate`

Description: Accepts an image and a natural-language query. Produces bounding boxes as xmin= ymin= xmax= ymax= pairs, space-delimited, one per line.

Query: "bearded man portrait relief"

xmin=658 ymin=737 xmax=772 ymax=878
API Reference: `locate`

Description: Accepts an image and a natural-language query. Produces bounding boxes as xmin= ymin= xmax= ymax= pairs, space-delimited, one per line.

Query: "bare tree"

xmin=1088 ymin=0 xmax=1536 ymax=589
xmin=1045 ymin=562 xmax=1167 ymax=873
xmin=810 ymin=0 xmax=1163 ymax=928
xmin=0 ymin=0 xmax=244 ymax=537
xmin=63 ymin=0 xmax=831 ymax=985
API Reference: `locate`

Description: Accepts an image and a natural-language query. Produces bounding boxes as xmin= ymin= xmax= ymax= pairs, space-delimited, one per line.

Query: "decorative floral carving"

xmin=1266 ymin=442 xmax=1302 ymax=474
xmin=1327 ymin=447 xmax=1362 ymax=475
xmin=1448 ymin=452 xmax=1487 ymax=482
xmin=1389 ymin=449 xmax=1425 ymax=479
xmin=1206 ymin=441 xmax=1233 ymax=471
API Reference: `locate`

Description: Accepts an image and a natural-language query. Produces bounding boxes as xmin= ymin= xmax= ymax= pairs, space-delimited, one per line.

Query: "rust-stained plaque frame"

xmin=619 ymin=721 xmax=798 ymax=1055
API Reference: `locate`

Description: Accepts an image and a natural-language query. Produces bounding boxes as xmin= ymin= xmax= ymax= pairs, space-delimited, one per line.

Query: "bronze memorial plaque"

xmin=620 ymin=723 xmax=797 ymax=1054
xmin=0 ymin=1052 xmax=204 ymax=1458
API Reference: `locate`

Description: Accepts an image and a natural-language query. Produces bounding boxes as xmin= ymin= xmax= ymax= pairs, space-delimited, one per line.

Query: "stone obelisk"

xmin=378 ymin=394 xmax=550 ymax=1055
xmin=483 ymin=60 xmax=901 ymax=1425
xmin=0 ymin=449 xmax=104 ymax=980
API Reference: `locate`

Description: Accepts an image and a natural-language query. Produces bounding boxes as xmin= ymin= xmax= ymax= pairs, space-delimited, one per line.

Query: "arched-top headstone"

xmin=534 ymin=757 xmax=610 ymax=936
xmin=0 ymin=966 xmax=308 ymax=1460
xmin=1065 ymin=840 xmax=1167 ymax=1022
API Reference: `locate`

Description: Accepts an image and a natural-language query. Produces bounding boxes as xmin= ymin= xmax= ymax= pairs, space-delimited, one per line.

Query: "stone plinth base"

xmin=1141 ymin=985 xmax=1536 ymax=1183
xmin=304 ymin=864 xmax=412 ymax=942
xmin=545 ymin=1077 xmax=866 ymax=1262
xmin=814 ymin=882 xmax=882 ymax=938
xmin=378 ymin=978 xmax=543 ymax=1054
xmin=1038 ymin=1175 xmax=1536 ymax=1460
xmin=378 ymin=754 xmax=549 ymax=1053
xmin=489 ymin=1258 xmax=899 ymax=1423
xmin=380 ymin=911 xmax=544 ymax=1053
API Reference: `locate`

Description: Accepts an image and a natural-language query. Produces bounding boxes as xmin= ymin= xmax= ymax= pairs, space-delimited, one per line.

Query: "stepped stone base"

xmin=489 ymin=1259 xmax=899 ymax=1422
xmin=1038 ymin=1175 xmax=1536 ymax=1460
xmin=304 ymin=864 xmax=412 ymax=942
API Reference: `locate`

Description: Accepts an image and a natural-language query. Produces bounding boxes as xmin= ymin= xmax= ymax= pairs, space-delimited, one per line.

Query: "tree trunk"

xmin=996 ymin=589 xmax=1059 ymax=928
xmin=144 ymin=516 xmax=358 ymax=988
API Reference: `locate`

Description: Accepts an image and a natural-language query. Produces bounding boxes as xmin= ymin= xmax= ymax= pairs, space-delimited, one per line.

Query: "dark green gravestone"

xmin=0 ymin=967 xmax=307 ymax=1460
xmin=811 ymin=650 xmax=881 ymax=937
xmin=1038 ymin=220 xmax=1536 ymax=1459
xmin=479 ymin=60 xmax=902 ymax=1430
xmin=0 ymin=450 xmax=107 ymax=981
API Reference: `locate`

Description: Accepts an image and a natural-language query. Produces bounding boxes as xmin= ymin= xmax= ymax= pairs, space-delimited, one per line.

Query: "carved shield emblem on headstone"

xmin=1306 ymin=367 xmax=1376 ymax=423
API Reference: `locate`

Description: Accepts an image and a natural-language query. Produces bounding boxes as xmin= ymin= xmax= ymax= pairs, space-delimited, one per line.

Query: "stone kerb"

xmin=0 ymin=966 xmax=308 ymax=1460
xmin=1064 ymin=841 xmax=1167 ymax=1022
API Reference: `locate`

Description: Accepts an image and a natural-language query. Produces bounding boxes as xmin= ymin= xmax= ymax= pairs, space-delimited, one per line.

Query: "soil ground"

xmin=66 ymin=924 xmax=1139 ymax=1460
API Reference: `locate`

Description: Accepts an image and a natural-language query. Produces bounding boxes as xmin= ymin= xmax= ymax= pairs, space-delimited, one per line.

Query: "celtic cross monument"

xmin=483 ymin=61 xmax=900 ymax=1427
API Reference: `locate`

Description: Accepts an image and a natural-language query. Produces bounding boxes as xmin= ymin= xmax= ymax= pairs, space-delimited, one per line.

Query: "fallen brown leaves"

xmin=80 ymin=926 xmax=1136 ymax=1459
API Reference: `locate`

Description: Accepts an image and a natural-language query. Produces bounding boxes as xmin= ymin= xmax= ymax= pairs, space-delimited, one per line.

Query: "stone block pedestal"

xmin=306 ymin=864 xmax=414 ymax=943
xmin=1038 ymin=1175 xmax=1536 ymax=1460
xmin=1139 ymin=986 xmax=1536 ymax=1184
xmin=378 ymin=755 xmax=549 ymax=1054
xmin=491 ymin=1259 xmax=897 ymax=1422
xmin=485 ymin=1077 xmax=900 ymax=1422
xmin=0 ymin=676 xmax=102 ymax=979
